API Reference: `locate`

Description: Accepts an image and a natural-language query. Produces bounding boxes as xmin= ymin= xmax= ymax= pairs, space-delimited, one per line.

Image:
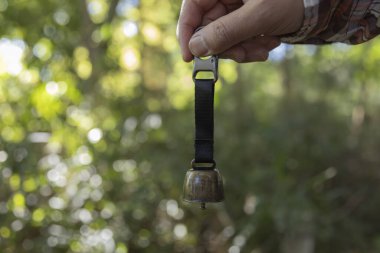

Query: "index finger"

xmin=177 ymin=0 xmax=217 ymax=62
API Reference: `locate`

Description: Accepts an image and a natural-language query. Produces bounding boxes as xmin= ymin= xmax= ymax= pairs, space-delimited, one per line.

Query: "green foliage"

xmin=1 ymin=0 xmax=380 ymax=252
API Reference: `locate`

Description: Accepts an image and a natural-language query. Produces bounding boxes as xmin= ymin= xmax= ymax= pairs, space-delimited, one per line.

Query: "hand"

xmin=177 ymin=0 xmax=304 ymax=62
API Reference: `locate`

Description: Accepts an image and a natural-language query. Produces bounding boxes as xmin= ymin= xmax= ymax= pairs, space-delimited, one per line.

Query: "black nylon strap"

xmin=194 ymin=79 xmax=215 ymax=163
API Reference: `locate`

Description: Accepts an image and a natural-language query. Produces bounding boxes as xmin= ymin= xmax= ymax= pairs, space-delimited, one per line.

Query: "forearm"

xmin=282 ymin=0 xmax=380 ymax=44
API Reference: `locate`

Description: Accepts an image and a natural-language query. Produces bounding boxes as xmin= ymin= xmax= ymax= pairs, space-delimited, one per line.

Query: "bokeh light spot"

xmin=173 ymin=224 xmax=187 ymax=239
xmin=32 ymin=208 xmax=45 ymax=223
xmin=49 ymin=197 xmax=66 ymax=210
xmin=0 ymin=227 xmax=11 ymax=238
xmin=120 ymin=47 xmax=140 ymax=70
xmin=33 ymin=38 xmax=52 ymax=61
xmin=122 ymin=21 xmax=138 ymax=37
xmin=142 ymin=23 xmax=161 ymax=46
xmin=0 ymin=38 xmax=25 ymax=75
xmin=53 ymin=9 xmax=70 ymax=25
xmin=87 ymin=128 xmax=103 ymax=143
xmin=0 ymin=150 xmax=8 ymax=162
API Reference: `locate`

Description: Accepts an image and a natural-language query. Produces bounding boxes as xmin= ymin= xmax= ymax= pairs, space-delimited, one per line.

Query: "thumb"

xmin=188 ymin=10 xmax=250 ymax=57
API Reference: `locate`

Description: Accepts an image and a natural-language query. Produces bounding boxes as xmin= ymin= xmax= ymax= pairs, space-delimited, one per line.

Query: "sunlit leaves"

xmin=53 ymin=9 xmax=70 ymax=26
xmin=0 ymin=227 xmax=11 ymax=239
xmin=32 ymin=208 xmax=45 ymax=224
xmin=119 ymin=2 xmax=140 ymax=21
xmin=162 ymin=34 xmax=178 ymax=53
xmin=87 ymin=0 xmax=109 ymax=23
xmin=166 ymin=60 xmax=193 ymax=109
xmin=9 ymin=174 xmax=20 ymax=191
xmin=1 ymin=126 xmax=25 ymax=143
xmin=219 ymin=61 xmax=238 ymax=84
xmin=74 ymin=47 xmax=92 ymax=80
xmin=12 ymin=192 xmax=25 ymax=210
xmin=142 ymin=23 xmax=161 ymax=46
xmin=0 ymin=38 xmax=25 ymax=76
xmin=0 ymin=103 xmax=16 ymax=124
xmin=101 ymin=71 xmax=140 ymax=98
xmin=23 ymin=177 xmax=38 ymax=192
xmin=3 ymin=0 xmax=380 ymax=252
xmin=18 ymin=68 xmax=40 ymax=85
xmin=122 ymin=21 xmax=138 ymax=38
xmin=33 ymin=38 xmax=53 ymax=61
xmin=30 ymin=84 xmax=63 ymax=120
xmin=120 ymin=47 xmax=140 ymax=70
xmin=141 ymin=0 xmax=174 ymax=25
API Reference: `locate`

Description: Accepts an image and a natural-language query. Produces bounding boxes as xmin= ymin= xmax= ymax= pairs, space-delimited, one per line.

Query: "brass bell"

xmin=183 ymin=160 xmax=224 ymax=209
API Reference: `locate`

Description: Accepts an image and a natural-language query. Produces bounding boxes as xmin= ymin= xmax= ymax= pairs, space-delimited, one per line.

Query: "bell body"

xmin=183 ymin=168 xmax=224 ymax=203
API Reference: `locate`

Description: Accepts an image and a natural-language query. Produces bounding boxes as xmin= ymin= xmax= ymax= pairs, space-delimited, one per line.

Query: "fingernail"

xmin=189 ymin=35 xmax=208 ymax=56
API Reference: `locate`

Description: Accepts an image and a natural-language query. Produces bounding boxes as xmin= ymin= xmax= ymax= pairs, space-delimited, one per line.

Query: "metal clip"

xmin=192 ymin=26 xmax=218 ymax=82
xmin=192 ymin=55 xmax=219 ymax=82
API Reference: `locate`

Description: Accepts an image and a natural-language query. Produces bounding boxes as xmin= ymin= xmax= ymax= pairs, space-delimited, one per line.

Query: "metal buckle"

xmin=192 ymin=26 xmax=218 ymax=82
xmin=191 ymin=159 xmax=216 ymax=169
xmin=192 ymin=56 xmax=218 ymax=82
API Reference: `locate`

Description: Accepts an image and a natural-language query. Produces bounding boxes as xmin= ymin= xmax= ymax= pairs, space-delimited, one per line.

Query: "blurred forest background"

xmin=2 ymin=0 xmax=380 ymax=253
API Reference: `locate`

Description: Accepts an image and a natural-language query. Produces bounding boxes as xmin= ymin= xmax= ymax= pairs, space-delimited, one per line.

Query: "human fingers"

xmin=189 ymin=0 xmax=303 ymax=57
xmin=219 ymin=36 xmax=280 ymax=62
xmin=177 ymin=0 xmax=218 ymax=62
xmin=200 ymin=2 xmax=227 ymax=27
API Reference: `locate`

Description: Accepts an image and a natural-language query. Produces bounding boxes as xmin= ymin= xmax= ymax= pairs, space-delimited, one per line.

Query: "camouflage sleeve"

xmin=281 ymin=0 xmax=380 ymax=44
